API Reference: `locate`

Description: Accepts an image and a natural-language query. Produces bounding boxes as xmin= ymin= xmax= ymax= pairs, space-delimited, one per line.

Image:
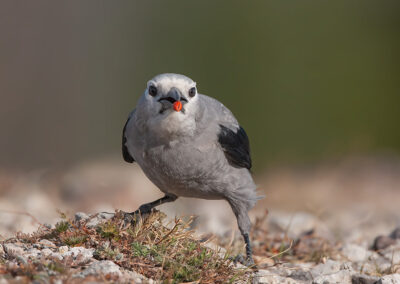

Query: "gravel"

xmin=2 ymin=211 xmax=400 ymax=283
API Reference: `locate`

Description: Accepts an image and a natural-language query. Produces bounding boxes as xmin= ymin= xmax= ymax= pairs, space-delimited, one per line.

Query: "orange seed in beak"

xmin=173 ymin=101 xmax=182 ymax=112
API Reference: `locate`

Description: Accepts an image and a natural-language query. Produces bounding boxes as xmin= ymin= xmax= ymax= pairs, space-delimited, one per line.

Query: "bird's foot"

xmin=231 ymin=254 xmax=257 ymax=268
xmin=130 ymin=204 xmax=154 ymax=215
xmin=122 ymin=204 xmax=154 ymax=224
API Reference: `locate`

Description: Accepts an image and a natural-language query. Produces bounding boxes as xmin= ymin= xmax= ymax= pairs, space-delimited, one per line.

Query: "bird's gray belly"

xmin=138 ymin=144 xmax=228 ymax=199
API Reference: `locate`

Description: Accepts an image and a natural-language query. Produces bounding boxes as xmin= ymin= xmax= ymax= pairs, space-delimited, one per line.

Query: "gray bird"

xmin=122 ymin=73 xmax=260 ymax=264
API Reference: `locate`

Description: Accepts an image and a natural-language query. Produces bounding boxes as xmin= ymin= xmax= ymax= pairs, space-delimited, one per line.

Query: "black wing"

xmin=218 ymin=125 xmax=252 ymax=169
xmin=122 ymin=117 xmax=134 ymax=163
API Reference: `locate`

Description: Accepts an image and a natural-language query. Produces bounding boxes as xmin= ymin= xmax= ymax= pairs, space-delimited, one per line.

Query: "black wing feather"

xmin=218 ymin=125 xmax=252 ymax=169
xmin=122 ymin=117 xmax=134 ymax=163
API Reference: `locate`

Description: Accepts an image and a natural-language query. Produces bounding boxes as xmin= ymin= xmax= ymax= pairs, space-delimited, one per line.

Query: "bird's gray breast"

xmin=138 ymin=136 xmax=228 ymax=199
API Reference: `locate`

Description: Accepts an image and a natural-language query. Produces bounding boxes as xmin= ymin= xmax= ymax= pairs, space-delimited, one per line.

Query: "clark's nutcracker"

xmin=122 ymin=73 xmax=260 ymax=264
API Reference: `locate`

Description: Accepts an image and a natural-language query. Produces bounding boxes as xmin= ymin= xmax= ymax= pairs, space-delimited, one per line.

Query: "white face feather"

xmin=136 ymin=74 xmax=200 ymax=138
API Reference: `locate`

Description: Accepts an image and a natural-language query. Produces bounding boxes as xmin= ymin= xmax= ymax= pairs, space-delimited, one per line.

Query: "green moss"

xmin=96 ymin=221 xmax=120 ymax=240
xmin=94 ymin=247 xmax=122 ymax=261
xmin=131 ymin=242 xmax=150 ymax=257
xmin=63 ymin=234 xmax=87 ymax=246
xmin=55 ymin=221 xmax=69 ymax=233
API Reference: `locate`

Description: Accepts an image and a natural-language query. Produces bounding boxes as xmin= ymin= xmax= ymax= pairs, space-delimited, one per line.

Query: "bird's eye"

xmin=189 ymin=87 xmax=196 ymax=97
xmin=148 ymin=85 xmax=157 ymax=97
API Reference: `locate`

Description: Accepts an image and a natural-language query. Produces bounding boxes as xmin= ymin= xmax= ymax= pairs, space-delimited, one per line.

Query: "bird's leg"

xmin=130 ymin=194 xmax=178 ymax=215
xmin=243 ymin=233 xmax=254 ymax=264
xmin=228 ymin=199 xmax=255 ymax=267
xmin=102 ymin=195 xmax=178 ymax=223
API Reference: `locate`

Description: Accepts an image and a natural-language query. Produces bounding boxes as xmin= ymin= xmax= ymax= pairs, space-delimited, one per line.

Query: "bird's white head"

xmin=136 ymin=73 xmax=200 ymax=137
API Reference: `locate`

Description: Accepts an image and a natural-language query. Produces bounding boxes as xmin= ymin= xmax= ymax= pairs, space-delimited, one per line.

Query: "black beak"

xmin=158 ymin=87 xmax=188 ymax=103
xmin=158 ymin=87 xmax=188 ymax=114
xmin=167 ymin=87 xmax=181 ymax=102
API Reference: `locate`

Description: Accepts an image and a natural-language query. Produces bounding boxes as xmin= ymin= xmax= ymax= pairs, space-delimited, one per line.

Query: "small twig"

xmin=268 ymin=240 xmax=293 ymax=259
xmin=155 ymin=220 xmax=180 ymax=245
xmin=131 ymin=262 xmax=153 ymax=267
xmin=390 ymin=249 xmax=395 ymax=273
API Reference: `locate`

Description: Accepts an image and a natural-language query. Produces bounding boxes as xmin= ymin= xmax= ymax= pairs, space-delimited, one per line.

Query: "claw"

xmin=133 ymin=204 xmax=153 ymax=215
xmin=230 ymin=254 xmax=256 ymax=268
xmin=122 ymin=206 xmax=154 ymax=225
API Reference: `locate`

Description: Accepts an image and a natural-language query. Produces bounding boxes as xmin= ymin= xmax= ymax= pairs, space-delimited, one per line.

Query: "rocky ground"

xmin=1 ymin=210 xmax=400 ymax=283
xmin=1 ymin=156 xmax=400 ymax=283
xmin=1 ymin=211 xmax=252 ymax=283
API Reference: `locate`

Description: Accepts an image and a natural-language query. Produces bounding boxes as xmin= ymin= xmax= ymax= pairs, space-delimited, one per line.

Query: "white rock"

xmin=86 ymin=212 xmax=114 ymax=228
xmin=58 ymin=246 xmax=69 ymax=254
xmin=39 ymin=239 xmax=56 ymax=248
xmin=382 ymin=243 xmax=400 ymax=264
xmin=121 ymin=270 xmax=150 ymax=283
xmin=381 ymin=274 xmax=400 ymax=284
xmin=288 ymin=269 xmax=312 ymax=282
xmin=0 ymin=244 xmax=4 ymax=256
xmin=78 ymin=260 xmax=122 ymax=278
xmin=62 ymin=246 xmax=94 ymax=263
xmin=25 ymin=248 xmax=41 ymax=259
xmin=75 ymin=212 xmax=90 ymax=222
xmin=41 ymin=248 xmax=53 ymax=257
xmin=355 ymin=253 xmax=391 ymax=275
xmin=310 ymin=259 xmax=342 ymax=277
xmin=312 ymin=269 xmax=353 ymax=284
xmin=352 ymin=274 xmax=381 ymax=284
xmin=50 ymin=252 xmax=63 ymax=261
xmin=255 ymin=268 xmax=307 ymax=284
xmin=254 ymin=272 xmax=303 ymax=284
xmin=309 ymin=260 xmax=354 ymax=284
xmin=341 ymin=243 xmax=370 ymax=262
xmin=3 ymin=243 xmax=25 ymax=257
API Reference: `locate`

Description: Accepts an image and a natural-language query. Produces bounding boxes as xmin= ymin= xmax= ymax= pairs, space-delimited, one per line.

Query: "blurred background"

xmin=1 ymin=1 xmax=400 ymax=244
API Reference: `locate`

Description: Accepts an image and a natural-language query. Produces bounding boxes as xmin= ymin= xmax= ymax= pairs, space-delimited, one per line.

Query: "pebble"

xmin=310 ymin=259 xmax=342 ymax=277
xmin=50 ymin=252 xmax=63 ymax=261
xmin=39 ymin=239 xmax=56 ymax=248
xmin=41 ymin=248 xmax=53 ymax=257
xmin=58 ymin=246 xmax=69 ymax=254
xmin=381 ymin=244 xmax=400 ymax=267
xmin=313 ymin=269 xmax=353 ymax=284
xmin=255 ymin=271 xmax=302 ymax=284
xmin=372 ymin=236 xmax=396 ymax=251
xmin=24 ymin=248 xmax=41 ymax=259
xmin=390 ymin=228 xmax=400 ymax=239
xmin=354 ymin=255 xmax=391 ymax=275
xmin=352 ymin=274 xmax=381 ymax=284
xmin=3 ymin=243 xmax=25 ymax=258
xmin=77 ymin=260 xmax=122 ymax=278
xmin=122 ymin=270 xmax=151 ymax=283
xmin=381 ymin=274 xmax=400 ymax=284
xmin=341 ymin=243 xmax=370 ymax=262
xmin=86 ymin=212 xmax=114 ymax=228
xmin=2 ymin=211 xmax=400 ymax=283
xmin=74 ymin=212 xmax=90 ymax=222
xmin=62 ymin=246 xmax=94 ymax=264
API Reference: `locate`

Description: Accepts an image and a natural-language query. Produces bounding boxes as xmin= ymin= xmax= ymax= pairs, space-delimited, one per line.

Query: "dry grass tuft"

xmin=249 ymin=211 xmax=340 ymax=268
xmin=1 ymin=210 xmax=251 ymax=283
